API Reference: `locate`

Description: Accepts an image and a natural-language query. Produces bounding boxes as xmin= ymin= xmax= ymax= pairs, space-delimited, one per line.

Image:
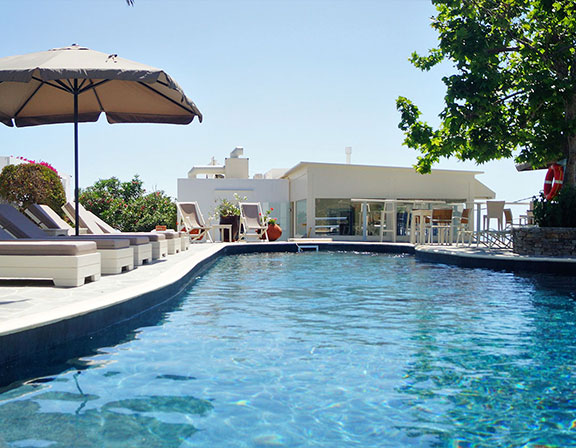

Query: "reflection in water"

xmin=1 ymin=252 xmax=576 ymax=447
xmin=0 ymin=396 xmax=211 ymax=447
xmin=0 ymin=371 xmax=213 ymax=447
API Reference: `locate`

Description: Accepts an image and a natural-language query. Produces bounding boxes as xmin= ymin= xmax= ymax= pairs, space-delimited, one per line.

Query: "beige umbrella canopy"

xmin=0 ymin=44 xmax=202 ymax=234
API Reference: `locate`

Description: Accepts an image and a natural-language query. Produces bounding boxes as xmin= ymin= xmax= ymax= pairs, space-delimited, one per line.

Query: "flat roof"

xmin=281 ymin=161 xmax=485 ymax=178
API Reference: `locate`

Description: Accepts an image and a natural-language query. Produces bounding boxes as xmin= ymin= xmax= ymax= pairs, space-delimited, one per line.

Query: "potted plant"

xmin=261 ymin=207 xmax=282 ymax=241
xmin=213 ymin=194 xmax=243 ymax=242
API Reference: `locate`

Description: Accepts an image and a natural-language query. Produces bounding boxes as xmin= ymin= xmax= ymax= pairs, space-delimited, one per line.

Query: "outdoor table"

xmin=211 ymin=224 xmax=233 ymax=242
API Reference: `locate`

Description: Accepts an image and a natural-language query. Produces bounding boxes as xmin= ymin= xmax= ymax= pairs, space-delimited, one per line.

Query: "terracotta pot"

xmin=263 ymin=222 xmax=282 ymax=241
xmin=219 ymin=215 xmax=240 ymax=242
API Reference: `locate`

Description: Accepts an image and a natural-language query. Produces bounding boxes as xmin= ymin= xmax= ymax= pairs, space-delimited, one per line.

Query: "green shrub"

xmin=533 ymin=186 xmax=576 ymax=228
xmin=80 ymin=175 xmax=176 ymax=232
xmin=0 ymin=163 xmax=66 ymax=213
xmin=123 ymin=192 xmax=177 ymax=232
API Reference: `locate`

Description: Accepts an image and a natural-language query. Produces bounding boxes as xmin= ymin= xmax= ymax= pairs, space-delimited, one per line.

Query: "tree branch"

xmin=486 ymin=47 xmax=521 ymax=54
xmin=498 ymin=89 xmax=528 ymax=103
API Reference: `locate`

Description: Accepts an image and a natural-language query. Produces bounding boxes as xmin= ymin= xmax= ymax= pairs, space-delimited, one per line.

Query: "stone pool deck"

xmin=415 ymin=244 xmax=576 ymax=274
xmin=1 ymin=240 xmax=575 ymax=387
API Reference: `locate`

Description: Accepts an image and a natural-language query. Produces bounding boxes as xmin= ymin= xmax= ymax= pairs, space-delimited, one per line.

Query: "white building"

xmin=178 ymin=148 xmax=495 ymax=241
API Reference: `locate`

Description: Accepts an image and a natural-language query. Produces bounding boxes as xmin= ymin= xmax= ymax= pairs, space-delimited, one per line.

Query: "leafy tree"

xmin=80 ymin=175 xmax=177 ymax=232
xmin=397 ymin=0 xmax=576 ymax=186
xmin=0 ymin=163 xmax=66 ymax=212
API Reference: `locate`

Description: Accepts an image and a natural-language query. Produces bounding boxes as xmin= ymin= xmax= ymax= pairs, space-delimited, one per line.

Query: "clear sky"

xmin=0 ymin=0 xmax=543 ymax=202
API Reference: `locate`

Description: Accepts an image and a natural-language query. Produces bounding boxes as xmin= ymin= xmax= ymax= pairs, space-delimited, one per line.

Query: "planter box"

xmin=219 ymin=215 xmax=240 ymax=242
xmin=513 ymin=227 xmax=576 ymax=257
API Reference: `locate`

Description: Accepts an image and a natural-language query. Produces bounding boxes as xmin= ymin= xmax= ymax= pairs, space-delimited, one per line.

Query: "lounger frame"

xmin=0 ymin=252 xmax=101 ymax=287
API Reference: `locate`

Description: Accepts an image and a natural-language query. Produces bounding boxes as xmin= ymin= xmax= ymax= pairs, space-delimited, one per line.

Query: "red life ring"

xmin=543 ymin=164 xmax=564 ymax=200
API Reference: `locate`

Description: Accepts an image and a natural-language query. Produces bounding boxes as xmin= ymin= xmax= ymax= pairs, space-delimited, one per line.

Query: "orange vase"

xmin=264 ymin=223 xmax=282 ymax=241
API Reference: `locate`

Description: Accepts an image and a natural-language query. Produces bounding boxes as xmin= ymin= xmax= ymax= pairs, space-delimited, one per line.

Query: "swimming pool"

xmin=1 ymin=251 xmax=576 ymax=447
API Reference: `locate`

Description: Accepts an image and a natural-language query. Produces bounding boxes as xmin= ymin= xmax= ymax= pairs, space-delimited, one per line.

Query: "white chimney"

xmin=345 ymin=146 xmax=352 ymax=164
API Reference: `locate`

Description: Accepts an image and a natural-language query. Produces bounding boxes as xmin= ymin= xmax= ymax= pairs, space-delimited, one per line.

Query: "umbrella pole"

xmin=73 ymin=80 xmax=79 ymax=236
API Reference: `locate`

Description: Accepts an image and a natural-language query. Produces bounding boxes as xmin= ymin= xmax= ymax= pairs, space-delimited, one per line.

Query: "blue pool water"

xmin=2 ymin=252 xmax=576 ymax=447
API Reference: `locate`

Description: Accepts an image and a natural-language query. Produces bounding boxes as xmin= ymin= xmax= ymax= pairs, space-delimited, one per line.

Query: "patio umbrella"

xmin=0 ymin=44 xmax=202 ymax=235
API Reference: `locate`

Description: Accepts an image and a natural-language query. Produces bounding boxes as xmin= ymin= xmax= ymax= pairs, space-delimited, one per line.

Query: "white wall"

xmin=177 ymin=177 xmax=290 ymax=239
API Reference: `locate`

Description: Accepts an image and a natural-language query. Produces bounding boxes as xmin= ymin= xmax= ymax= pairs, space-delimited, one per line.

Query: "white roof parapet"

xmin=188 ymin=165 xmax=225 ymax=178
xmin=263 ymin=168 xmax=289 ymax=179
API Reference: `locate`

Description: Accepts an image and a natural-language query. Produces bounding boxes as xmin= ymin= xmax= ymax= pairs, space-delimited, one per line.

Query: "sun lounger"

xmin=239 ymin=202 xmax=269 ymax=242
xmin=88 ymin=211 xmax=178 ymax=255
xmin=61 ymin=202 xmax=154 ymax=264
xmin=85 ymin=207 xmax=189 ymax=253
xmin=61 ymin=202 xmax=169 ymax=259
xmin=0 ymin=227 xmax=100 ymax=287
xmin=176 ymin=202 xmax=213 ymax=243
xmin=0 ymin=204 xmax=134 ymax=275
xmin=25 ymin=204 xmax=73 ymax=233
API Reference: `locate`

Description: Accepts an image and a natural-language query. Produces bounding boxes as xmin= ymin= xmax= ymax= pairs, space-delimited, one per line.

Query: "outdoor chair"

xmin=61 ymin=202 xmax=155 ymax=264
xmin=478 ymin=201 xmax=506 ymax=248
xmin=504 ymin=208 xmax=513 ymax=228
xmin=483 ymin=201 xmax=505 ymax=231
xmin=482 ymin=206 xmax=514 ymax=249
xmin=77 ymin=204 xmax=179 ymax=255
xmin=239 ymin=202 xmax=269 ymax=242
xmin=0 ymin=226 xmax=100 ymax=287
xmin=456 ymin=208 xmax=474 ymax=246
xmin=61 ymin=201 xmax=172 ymax=260
xmin=0 ymin=204 xmax=134 ymax=275
xmin=77 ymin=205 xmax=188 ymax=253
xmin=427 ymin=208 xmax=453 ymax=245
xmin=519 ymin=202 xmax=535 ymax=226
xmin=378 ymin=201 xmax=396 ymax=242
xmin=176 ymin=202 xmax=213 ymax=243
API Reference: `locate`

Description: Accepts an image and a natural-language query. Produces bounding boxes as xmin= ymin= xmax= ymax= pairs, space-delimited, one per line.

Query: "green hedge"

xmin=80 ymin=175 xmax=177 ymax=232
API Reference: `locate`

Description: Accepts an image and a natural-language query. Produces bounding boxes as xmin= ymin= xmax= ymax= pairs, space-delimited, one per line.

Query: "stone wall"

xmin=513 ymin=227 xmax=576 ymax=257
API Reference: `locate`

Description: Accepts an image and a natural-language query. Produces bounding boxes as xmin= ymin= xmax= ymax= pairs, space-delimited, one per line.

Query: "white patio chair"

xmin=483 ymin=206 xmax=514 ymax=249
xmin=176 ymin=202 xmax=213 ymax=243
xmin=456 ymin=208 xmax=474 ymax=246
xmin=239 ymin=202 xmax=269 ymax=242
xmin=483 ymin=201 xmax=505 ymax=231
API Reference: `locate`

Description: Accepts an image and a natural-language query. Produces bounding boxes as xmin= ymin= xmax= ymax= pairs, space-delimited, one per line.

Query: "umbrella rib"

xmin=78 ymin=79 xmax=88 ymax=90
xmin=85 ymin=80 xmax=105 ymax=112
xmin=14 ymin=82 xmax=45 ymax=118
xmin=78 ymin=79 xmax=110 ymax=95
xmin=55 ymin=79 xmax=76 ymax=93
xmin=137 ymin=82 xmax=198 ymax=115
xmin=31 ymin=77 xmax=73 ymax=94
